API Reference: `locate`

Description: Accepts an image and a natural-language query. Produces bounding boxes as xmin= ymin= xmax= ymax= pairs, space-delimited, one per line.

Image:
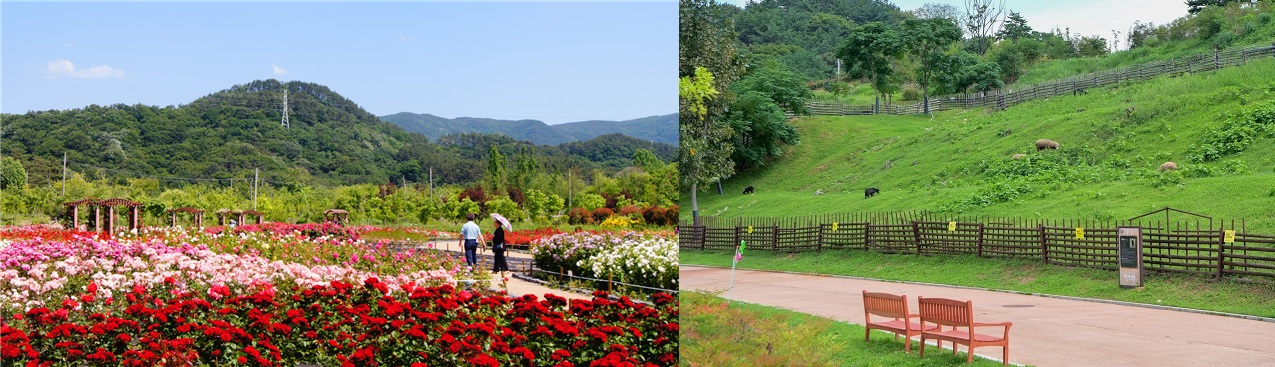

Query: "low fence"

xmin=804 ymin=42 xmax=1275 ymax=116
xmin=679 ymin=213 xmax=1275 ymax=283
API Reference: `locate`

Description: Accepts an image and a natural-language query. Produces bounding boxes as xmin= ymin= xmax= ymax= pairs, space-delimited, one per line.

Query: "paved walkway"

xmin=681 ymin=265 xmax=1275 ymax=367
xmin=421 ymin=240 xmax=591 ymax=301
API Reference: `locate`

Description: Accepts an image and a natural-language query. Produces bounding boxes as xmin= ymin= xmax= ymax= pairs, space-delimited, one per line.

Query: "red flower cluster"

xmin=495 ymin=227 xmax=566 ymax=246
xmin=2 ymin=279 xmax=678 ymax=366
xmin=0 ymin=225 xmax=98 ymax=242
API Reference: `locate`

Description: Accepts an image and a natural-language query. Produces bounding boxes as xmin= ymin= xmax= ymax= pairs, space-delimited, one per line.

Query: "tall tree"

xmin=732 ymin=61 xmax=813 ymax=115
xmin=837 ymin=22 xmax=902 ymax=113
xmin=996 ymin=11 xmax=1031 ymax=41
xmin=679 ymin=67 xmax=732 ymax=224
xmin=902 ymin=17 xmax=962 ymax=114
xmin=910 ymin=3 xmax=961 ymax=22
xmin=485 ymin=145 xmax=506 ymax=196
xmin=1186 ymin=0 xmax=1240 ymax=14
xmin=725 ymin=91 xmax=797 ymax=172
xmin=681 ymin=0 xmax=743 ymax=224
xmin=963 ymin=0 xmax=1005 ymax=55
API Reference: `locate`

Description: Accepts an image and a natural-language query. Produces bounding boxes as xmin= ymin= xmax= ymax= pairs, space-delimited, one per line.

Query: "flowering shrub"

xmin=567 ymin=208 xmax=593 ymax=225
xmin=492 ymin=227 xmax=565 ymax=246
xmin=4 ymin=278 xmax=679 ymax=366
xmin=592 ymin=208 xmax=615 ymax=223
xmin=600 ymin=216 xmax=636 ymax=229
xmin=578 ymin=236 xmax=678 ymax=290
xmin=531 ymin=232 xmax=677 ymax=292
xmin=0 ymin=225 xmax=678 ymax=366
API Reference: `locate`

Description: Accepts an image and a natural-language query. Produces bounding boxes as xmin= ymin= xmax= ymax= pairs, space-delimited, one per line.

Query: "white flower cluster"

xmin=577 ymin=236 xmax=678 ymax=290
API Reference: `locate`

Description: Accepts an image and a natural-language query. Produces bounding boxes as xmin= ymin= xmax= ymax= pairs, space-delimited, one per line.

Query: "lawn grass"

xmin=680 ymin=290 xmax=1016 ymax=367
xmin=680 ymin=250 xmax=1275 ymax=318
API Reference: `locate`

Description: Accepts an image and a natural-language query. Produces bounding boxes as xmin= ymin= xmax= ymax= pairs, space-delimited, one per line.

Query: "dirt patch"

xmin=814 ymin=163 xmax=829 ymax=173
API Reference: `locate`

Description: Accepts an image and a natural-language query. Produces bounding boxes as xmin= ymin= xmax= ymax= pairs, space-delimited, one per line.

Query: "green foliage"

xmin=0 ymin=157 xmax=27 ymax=190
xmin=732 ymin=61 xmax=813 ymax=115
xmin=632 ymin=149 xmax=664 ymax=172
xmin=900 ymin=17 xmax=962 ymax=112
xmin=484 ymin=195 xmax=523 ymax=221
xmin=575 ymin=193 xmax=607 ymax=211
xmin=725 ymin=91 xmax=798 ymax=172
xmin=484 ymin=146 xmax=506 ymax=196
xmin=837 ymin=22 xmax=903 ymax=107
xmin=1187 ymin=101 xmax=1275 ymax=162
xmin=997 ymin=11 xmax=1032 ymax=41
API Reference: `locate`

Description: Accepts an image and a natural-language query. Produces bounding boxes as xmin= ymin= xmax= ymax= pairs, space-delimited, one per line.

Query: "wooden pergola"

xmin=215 ymin=209 xmax=233 ymax=226
xmin=239 ymin=210 xmax=264 ymax=225
xmin=166 ymin=207 xmax=205 ymax=228
xmin=63 ymin=198 xmax=142 ymax=236
xmin=324 ymin=209 xmax=349 ymax=225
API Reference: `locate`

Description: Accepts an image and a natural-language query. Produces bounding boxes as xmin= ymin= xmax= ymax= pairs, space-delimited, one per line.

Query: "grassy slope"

xmin=684 ymin=58 xmax=1275 ymax=232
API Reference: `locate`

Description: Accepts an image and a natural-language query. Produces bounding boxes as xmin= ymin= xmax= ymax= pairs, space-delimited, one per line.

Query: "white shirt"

xmin=461 ymin=221 xmax=481 ymax=240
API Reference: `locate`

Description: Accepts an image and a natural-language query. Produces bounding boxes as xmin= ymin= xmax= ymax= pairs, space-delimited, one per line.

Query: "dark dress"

xmin=492 ymin=227 xmax=510 ymax=272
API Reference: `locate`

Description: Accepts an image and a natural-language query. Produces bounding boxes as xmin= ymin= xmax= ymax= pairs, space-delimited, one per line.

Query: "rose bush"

xmin=530 ymin=231 xmax=677 ymax=292
xmin=3 ymin=278 xmax=678 ymax=366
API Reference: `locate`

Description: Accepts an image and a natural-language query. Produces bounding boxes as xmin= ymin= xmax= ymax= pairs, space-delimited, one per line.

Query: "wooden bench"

xmin=862 ymin=291 xmax=933 ymax=352
xmin=917 ymin=297 xmax=1012 ymax=365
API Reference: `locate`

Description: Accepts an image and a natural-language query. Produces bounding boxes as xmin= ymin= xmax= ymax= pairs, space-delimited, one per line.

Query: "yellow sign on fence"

xmin=1075 ymin=228 xmax=1085 ymax=239
xmin=832 ymin=222 xmax=838 ymax=231
xmin=948 ymin=222 xmax=957 ymax=232
xmin=1224 ymin=230 xmax=1235 ymax=243
xmin=747 ymin=225 xmax=753 ymax=234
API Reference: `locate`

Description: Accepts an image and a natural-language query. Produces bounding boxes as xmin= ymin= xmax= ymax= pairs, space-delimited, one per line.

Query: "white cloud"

xmin=272 ymin=64 xmax=288 ymax=75
xmin=44 ymin=59 xmax=125 ymax=79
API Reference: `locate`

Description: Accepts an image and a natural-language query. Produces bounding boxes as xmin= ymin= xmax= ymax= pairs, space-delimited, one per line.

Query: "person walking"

xmin=459 ymin=213 xmax=483 ymax=269
xmin=491 ymin=220 xmax=510 ymax=274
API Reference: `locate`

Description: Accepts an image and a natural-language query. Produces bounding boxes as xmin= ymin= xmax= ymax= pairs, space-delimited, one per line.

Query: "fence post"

xmin=817 ymin=222 xmax=825 ymax=252
xmin=772 ymin=225 xmax=779 ymax=252
xmin=1039 ymin=223 xmax=1049 ymax=264
xmin=976 ymin=223 xmax=985 ymax=258
xmin=1217 ymin=227 xmax=1226 ymax=279
xmin=913 ymin=220 xmax=923 ymax=255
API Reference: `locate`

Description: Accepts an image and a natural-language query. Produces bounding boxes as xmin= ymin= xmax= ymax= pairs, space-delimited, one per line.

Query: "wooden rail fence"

xmin=679 ymin=213 xmax=1275 ymax=283
xmin=802 ymin=42 xmax=1275 ymax=116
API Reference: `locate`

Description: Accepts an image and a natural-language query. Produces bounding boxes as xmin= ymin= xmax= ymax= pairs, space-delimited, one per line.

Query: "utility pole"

xmin=61 ymin=152 xmax=67 ymax=196
xmin=428 ymin=167 xmax=434 ymax=199
xmin=568 ymin=168 xmax=573 ymax=209
xmin=252 ymin=168 xmax=259 ymax=210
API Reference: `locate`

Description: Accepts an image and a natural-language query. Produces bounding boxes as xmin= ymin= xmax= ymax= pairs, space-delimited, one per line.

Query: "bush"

xmin=567 ymin=207 xmax=593 ymax=225
xmin=619 ymin=205 xmax=641 ymax=218
xmin=642 ymin=206 xmax=666 ymax=226
xmin=592 ymin=207 xmax=615 ymax=223
xmin=663 ymin=205 xmax=680 ymax=226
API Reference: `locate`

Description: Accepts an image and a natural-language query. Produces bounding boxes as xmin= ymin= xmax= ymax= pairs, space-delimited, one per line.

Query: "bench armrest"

xmin=972 ymin=321 xmax=1012 ymax=328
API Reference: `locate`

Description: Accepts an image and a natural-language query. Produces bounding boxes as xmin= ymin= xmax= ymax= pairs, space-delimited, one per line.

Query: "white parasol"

xmin=490 ymin=213 xmax=513 ymax=232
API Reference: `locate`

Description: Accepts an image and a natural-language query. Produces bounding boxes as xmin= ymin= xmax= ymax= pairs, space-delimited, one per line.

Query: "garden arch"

xmin=166 ymin=207 xmax=205 ymax=228
xmin=324 ymin=209 xmax=349 ymax=225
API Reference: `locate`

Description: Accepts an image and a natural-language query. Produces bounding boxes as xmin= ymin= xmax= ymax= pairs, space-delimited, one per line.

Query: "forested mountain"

xmin=1 ymin=79 xmax=674 ymax=188
xmin=380 ymin=112 xmax=679 ymax=146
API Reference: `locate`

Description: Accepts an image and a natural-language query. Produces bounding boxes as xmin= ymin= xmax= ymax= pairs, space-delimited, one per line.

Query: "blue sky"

xmin=2 ymin=2 xmax=676 ymax=125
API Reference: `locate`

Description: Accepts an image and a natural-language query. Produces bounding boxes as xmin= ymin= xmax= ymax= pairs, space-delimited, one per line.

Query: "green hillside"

xmin=2 ymin=80 xmax=671 ymax=188
xmin=683 ymin=58 xmax=1275 ymax=232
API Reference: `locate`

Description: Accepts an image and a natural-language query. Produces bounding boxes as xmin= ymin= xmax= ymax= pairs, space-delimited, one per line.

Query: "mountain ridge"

xmin=380 ymin=112 xmax=678 ymax=146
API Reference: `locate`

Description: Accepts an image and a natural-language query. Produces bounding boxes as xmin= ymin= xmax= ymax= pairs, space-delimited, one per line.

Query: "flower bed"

xmin=4 ymin=279 xmax=678 ymax=366
xmin=530 ymin=232 xmax=678 ymax=292
xmin=0 ymin=225 xmax=680 ymax=365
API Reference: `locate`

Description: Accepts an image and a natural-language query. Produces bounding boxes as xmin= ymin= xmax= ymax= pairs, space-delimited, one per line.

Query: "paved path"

xmin=417 ymin=241 xmax=591 ymax=301
xmin=681 ymin=265 xmax=1275 ymax=367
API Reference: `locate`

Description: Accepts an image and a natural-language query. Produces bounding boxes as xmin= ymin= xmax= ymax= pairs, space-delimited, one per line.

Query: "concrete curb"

xmin=683 ymin=264 xmax=1275 ymax=323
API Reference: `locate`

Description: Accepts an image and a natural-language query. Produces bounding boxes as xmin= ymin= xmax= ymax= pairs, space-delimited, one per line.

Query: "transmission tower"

xmin=281 ymin=89 xmax=290 ymax=128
